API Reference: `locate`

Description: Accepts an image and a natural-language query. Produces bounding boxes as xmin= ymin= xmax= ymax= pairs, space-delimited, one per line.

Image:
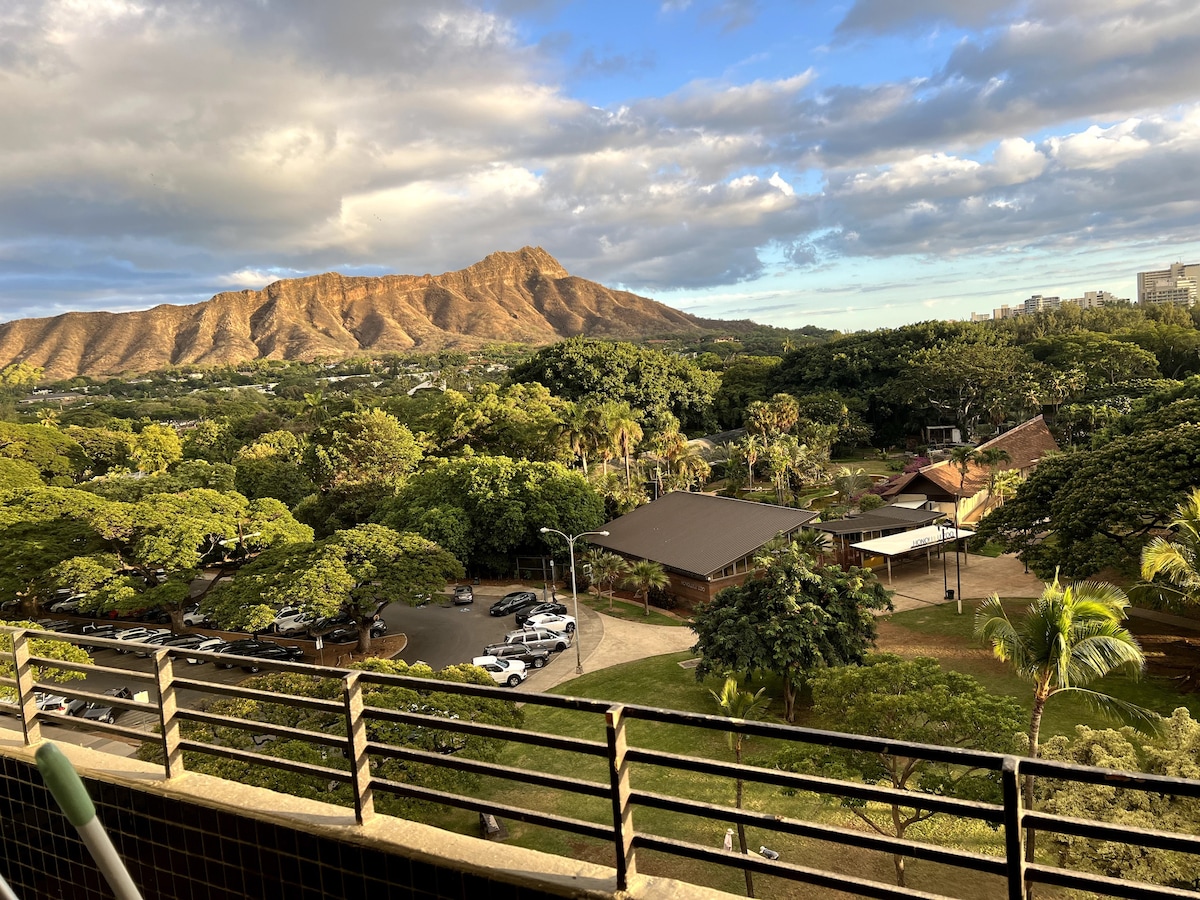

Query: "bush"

xmin=647 ymin=586 xmax=679 ymax=611
xmin=857 ymin=493 xmax=886 ymax=511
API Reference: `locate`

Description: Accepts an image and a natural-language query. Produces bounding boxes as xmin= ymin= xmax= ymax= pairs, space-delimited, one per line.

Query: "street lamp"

xmin=540 ymin=527 xmax=610 ymax=674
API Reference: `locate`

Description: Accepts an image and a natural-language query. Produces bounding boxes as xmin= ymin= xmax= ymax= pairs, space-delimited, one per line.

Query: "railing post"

xmin=343 ymin=671 xmax=375 ymax=824
xmin=606 ymin=704 xmax=637 ymax=889
xmin=1002 ymin=755 xmax=1026 ymax=900
xmin=13 ymin=629 xmax=41 ymax=746
xmin=154 ymin=649 xmax=185 ymax=778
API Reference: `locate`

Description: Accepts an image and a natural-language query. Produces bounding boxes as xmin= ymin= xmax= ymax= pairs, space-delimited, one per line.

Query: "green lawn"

xmin=447 ymin=597 xmax=1199 ymax=897
xmin=575 ymin=591 xmax=685 ymax=626
xmin=882 ymin=601 xmax=1200 ymax=738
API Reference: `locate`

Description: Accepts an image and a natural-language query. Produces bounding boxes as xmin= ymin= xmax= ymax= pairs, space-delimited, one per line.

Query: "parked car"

xmin=212 ymin=639 xmax=304 ymax=671
xmin=488 ymin=591 xmax=540 ymax=617
xmin=452 ymin=585 xmax=474 ymax=605
xmin=182 ymin=605 xmax=215 ymax=628
xmin=515 ymin=602 xmax=567 ymax=626
xmin=471 ymin=655 xmax=528 ymax=687
xmin=78 ymin=624 xmax=122 ymax=651
xmin=134 ymin=607 xmax=173 ymax=624
xmin=181 ymin=637 xmax=229 ymax=665
xmin=134 ymin=632 xmax=214 ymax=657
xmin=322 ymin=619 xmax=387 ymax=643
xmin=501 ymin=627 xmax=571 ymax=653
xmin=110 ymin=627 xmax=169 ymax=653
xmin=34 ymin=692 xmax=70 ymax=714
xmin=273 ymin=610 xmax=317 ymax=636
xmin=47 ymin=594 xmax=87 ymax=614
xmin=522 ymin=613 xmax=577 ymax=634
xmin=66 ymin=687 xmax=134 ymax=725
xmin=480 ymin=642 xmax=551 ymax=669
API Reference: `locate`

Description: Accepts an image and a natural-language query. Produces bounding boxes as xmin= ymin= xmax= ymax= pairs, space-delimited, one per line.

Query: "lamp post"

xmin=540 ymin=527 xmax=610 ymax=674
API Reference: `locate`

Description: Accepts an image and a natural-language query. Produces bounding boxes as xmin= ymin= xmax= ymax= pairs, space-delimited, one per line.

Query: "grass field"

xmin=437 ymin=593 xmax=1199 ymax=897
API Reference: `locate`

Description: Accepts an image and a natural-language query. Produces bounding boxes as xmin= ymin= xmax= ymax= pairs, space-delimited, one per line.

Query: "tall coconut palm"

xmin=609 ymin=411 xmax=643 ymax=487
xmin=1140 ymin=487 xmax=1200 ymax=610
xmin=622 ymin=559 xmax=669 ymax=616
xmin=555 ymin=403 xmax=596 ymax=475
xmin=739 ymin=434 xmax=762 ymax=489
xmin=710 ymin=676 xmax=771 ymax=898
xmin=975 ymin=579 xmax=1157 ymax=895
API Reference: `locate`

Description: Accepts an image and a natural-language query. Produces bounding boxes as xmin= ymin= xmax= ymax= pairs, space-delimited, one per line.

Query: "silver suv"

xmin=501 ymin=627 xmax=571 ymax=653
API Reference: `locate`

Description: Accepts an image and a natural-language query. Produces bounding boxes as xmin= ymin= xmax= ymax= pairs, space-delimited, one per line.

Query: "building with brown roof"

xmin=587 ymin=492 xmax=817 ymax=606
xmin=880 ymin=415 xmax=1059 ymax=524
xmin=810 ymin=504 xmax=946 ymax=568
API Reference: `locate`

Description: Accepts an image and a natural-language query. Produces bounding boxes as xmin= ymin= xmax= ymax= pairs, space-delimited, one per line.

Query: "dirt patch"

xmin=875 ymin=620 xmax=992 ymax=661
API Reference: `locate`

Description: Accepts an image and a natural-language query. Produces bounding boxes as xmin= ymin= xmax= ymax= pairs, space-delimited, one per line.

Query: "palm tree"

xmin=671 ymin=445 xmax=712 ymax=491
xmin=739 ymin=434 xmax=762 ymax=489
xmin=831 ymin=466 xmax=872 ymax=501
xmin=609 ymin=410 xmax=643 ymax=487
xmin=555 ymin=404 xmax=595 ymax=475
xmin=622 ymin=559 xmax=669 ymax=616
xmin=790 ymin=529 xmax=832 ymax=564
xmin=975 ymin=579 xmax=1157 ymax=895
xmin=585 ymin=550 xmax=629 ymax=610
xmin=1139 ymin=487 xmax=1200 ymax=611
xmin=710 ymin=675 xmax=771 ymax=898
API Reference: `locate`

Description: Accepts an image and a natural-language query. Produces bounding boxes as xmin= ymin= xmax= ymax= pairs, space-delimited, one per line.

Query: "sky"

xmin=2 ymin=0 xmax=1199 ymax=332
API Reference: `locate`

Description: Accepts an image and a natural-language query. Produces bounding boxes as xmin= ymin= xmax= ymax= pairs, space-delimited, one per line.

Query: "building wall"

xmin=1138 ymin=263 xmax=1200 ymax=307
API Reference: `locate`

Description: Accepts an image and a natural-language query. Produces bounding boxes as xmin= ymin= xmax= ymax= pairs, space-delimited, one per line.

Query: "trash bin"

xmin=945 ymin=589 xmax=955 ymax=601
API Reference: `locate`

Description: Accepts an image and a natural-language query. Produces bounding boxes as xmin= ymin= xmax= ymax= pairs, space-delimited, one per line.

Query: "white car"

xmin=182 ymin=605 xmax=214 ymax=628
xmin=273 ymin=609 xmax=316 ymax=636
xmin=522 ymin=613 xmax=576 ymax=634
xmin=48 ymin=595 xmax=87 ymax=614
xmin=184 ymin=637 xmax=230 ymax=665
xmin=471 ymin=655 xmax=528 ymax=687
xmin=110 ymin=627 xmax=169 ymax=653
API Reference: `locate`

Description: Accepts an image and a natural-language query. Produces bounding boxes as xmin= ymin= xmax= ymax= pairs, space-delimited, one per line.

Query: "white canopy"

xmin=851 ymin=524 xmax=974 ymax=558
xmin=851 ymin=524 xmax=975 ymax=584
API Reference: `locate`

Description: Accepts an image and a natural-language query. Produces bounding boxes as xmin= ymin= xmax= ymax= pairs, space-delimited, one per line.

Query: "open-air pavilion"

xmin=851 ymin=524 xmax=975 ymax=586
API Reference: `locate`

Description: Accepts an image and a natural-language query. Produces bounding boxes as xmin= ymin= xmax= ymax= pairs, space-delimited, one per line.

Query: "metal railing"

xmin=4 ymin=625 xmax=1200 ymax=900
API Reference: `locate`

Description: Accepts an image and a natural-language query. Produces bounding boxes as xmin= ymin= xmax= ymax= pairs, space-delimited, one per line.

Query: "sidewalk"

xmin=873 ymin=552 xmax=1046 ymax=613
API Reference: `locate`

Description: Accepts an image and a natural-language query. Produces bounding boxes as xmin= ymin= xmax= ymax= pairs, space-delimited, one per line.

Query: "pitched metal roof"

xmin=588 ymin=492 xmax=817 ymax=579
xmin=810 ymin=505 xmax=944 ymax=535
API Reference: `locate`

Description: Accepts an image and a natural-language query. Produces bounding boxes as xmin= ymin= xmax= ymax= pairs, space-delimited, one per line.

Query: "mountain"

xmin=0 ymin=247 xmax=742 ymax=381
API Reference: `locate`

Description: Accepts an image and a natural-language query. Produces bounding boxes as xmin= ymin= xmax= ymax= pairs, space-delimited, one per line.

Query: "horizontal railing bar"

xmin=354 ymin=671 xmax=618 ymax=714
xmin=27 ymin=656 xmax=158 ymax=684
xmin=1027 ymin=863 xmax=1200 ymax=899
xmin=626 ymin=747 xmax=1005 ymax=823
xmin=175 ymin=709 xmax=347 ymax=748
xmin=177 ymin=739 xmax=354 ymax=782
xmin=634 ymin=833 xmax=953 ymax=900
xmin=631 ymin=789 xmax=1009 ymax=876
xmin=31 ymin=685 xmax=151 ymax=716
xmin=1022 ymin=757 xmax=1200 ymax=798
xmin=363 ymin=706 xmax=610 ymax=757
xmin=366 ymin=741 xmax=611 ymax=799
xmin=31 ymin=714 xmax=152 ymax=742
xmin=620 ymin=704 xmax=1009 ymax=771
xmin=1025 ymin=811 xmax=1200 ymax=855
xmin=370 ymin=775 xmax=614 ymax=842
xmin=169 ymin=679 xmax=345 ymax=713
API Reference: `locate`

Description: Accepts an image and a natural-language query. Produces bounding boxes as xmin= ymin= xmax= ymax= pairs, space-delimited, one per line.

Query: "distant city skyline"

xmin=3 ymin=1 xmax=1199 ymax=332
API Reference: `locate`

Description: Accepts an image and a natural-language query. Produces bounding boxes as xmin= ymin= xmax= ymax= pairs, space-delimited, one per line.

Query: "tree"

xmin=154 ymin=659 xmax=522 ymax=817
xmin=831 ymin=466 xmax=871 ymax=501
xmin=739 ymin=434 xmax=762 ymax=490
xmin=0 ymin=621 xmax=94 ymax=701
xmin=975 ymin=579 xmax=1158 ymax=890
xmin=609 ymin=408 xmax=643 ymax=487
xmin=622 ymin=560 xmax=669 ymax=616
xmin=973 ymin=425 xmax=1200 ymax=579
xmin=789 ymin=528 xmax=832 ymax=564
xmin=1138 ymin=487 xmax=1200 ymax=611
xmin=775 ymin=656 xmax=1024 ymax=887
xmin=1037 ymin=709 xmax=1200 ymax=890
xmin=584 ymin=550 xmax=629 ymax=610
xmin=128 ymin=423 xmax=184 ymax=474
xmin=207 ymin=525 xmax=463 ymax=653
xmin=710 ymin=676 xmax=770 ymax=898
xmin=690 ymin=542 xmax=892 ymax=721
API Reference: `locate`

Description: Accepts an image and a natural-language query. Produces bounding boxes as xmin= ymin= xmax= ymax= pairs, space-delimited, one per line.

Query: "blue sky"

xmin=2 ymin=0 xmax=1199 ymax=331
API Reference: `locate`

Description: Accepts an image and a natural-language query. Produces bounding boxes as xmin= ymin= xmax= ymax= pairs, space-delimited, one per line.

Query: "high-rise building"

xmin=1138 ymin=262 xmax=1200 ymax=307
xmin=1064 ymin=289 xmax=1125 ymax=310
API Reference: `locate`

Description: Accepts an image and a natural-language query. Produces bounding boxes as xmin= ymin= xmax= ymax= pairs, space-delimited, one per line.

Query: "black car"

xmin=134 ymin=632 xmax=214 ymax=657
xmin=480 ymin=642 xmax=551 ymax=669
xmin=488 ymin=591 xmax=540 ymax=617
xmin=515 ymin=601 xmax=567 ymax=626
xmin=212 ymin=639 xmax=304 ymax=670
xmin=67 ymin=687 xmax=134 ymax=725
xmin=78 ymin=624 xmax=123 ymax=651
xmin=322 ymin=619 xmax=387 ymax=643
